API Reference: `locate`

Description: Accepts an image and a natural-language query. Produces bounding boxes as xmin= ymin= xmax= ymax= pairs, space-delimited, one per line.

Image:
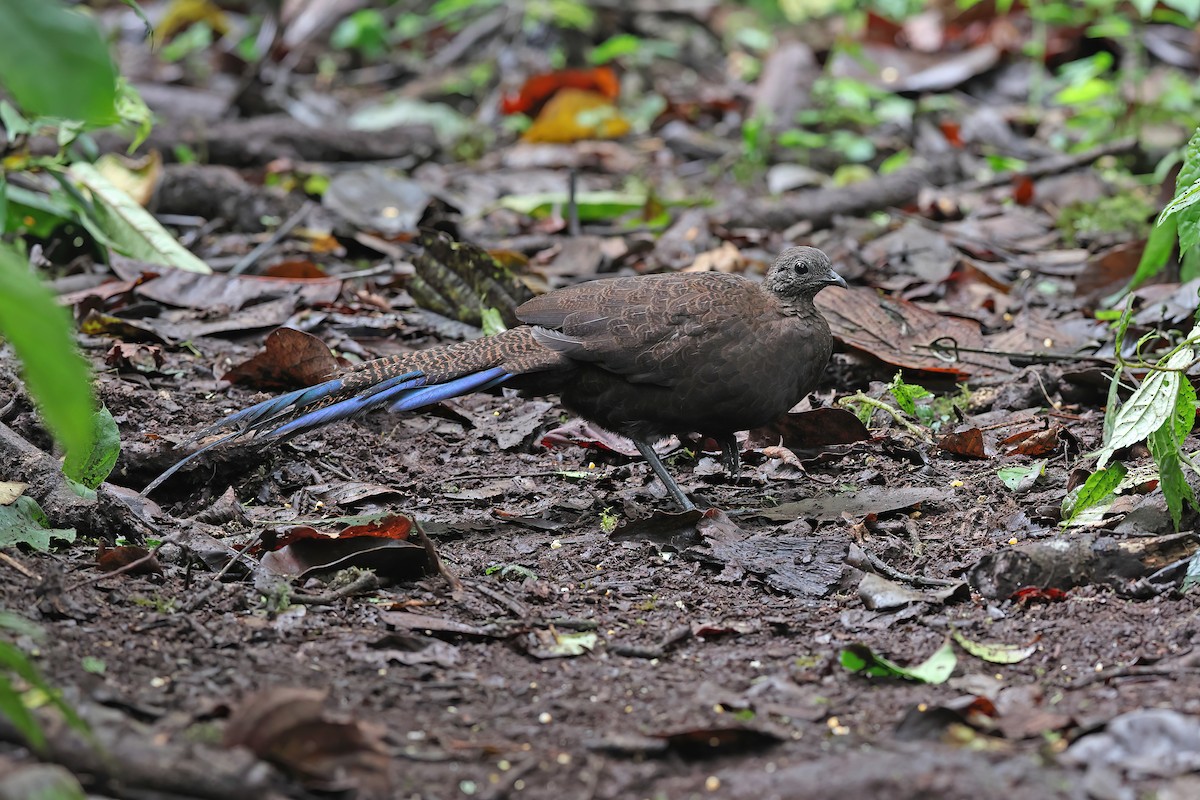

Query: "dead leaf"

xmin=104 ymin=342 xmax=164 ymax=373
xmin=94 ymin=151 xmax=162 ymax=207
xmin=1002 ymin=426 xmax=1061 ymax=457
xmin=522 ymin=89 xmax=631 ymax=144
xmin=262 ymin=260 xmax=327 ymax=279
xmin=938 ymin=428 xmax=987 ymax=459
xmin=816 ymin=286 xmax=1013 ymax=378
xmin=749 ymin=407 xmax=872 ymax=450
xmin=96 ymin=545 xmax=163 ymax=575
xmin=1076 ymin=241 xmax=1145 ymax=300
xmin=521 ymin=628 xmax=599 ymax=659
xmin=222 ymin=327 xmax=339 ymax=390
xmin=751 ymin=486 xmax=945 ymax=522
xmin=501 ymin=66 xmax=619 ymax=115
xmin=223 ymin=688 xmax=391 ymax=795
xmin=0 ymin=482 xmax=27 ymax=506
xmin=256 ymin=514 xmax=431 ymax=581
xmin=110 ymin=255 xmax=341 ymax=311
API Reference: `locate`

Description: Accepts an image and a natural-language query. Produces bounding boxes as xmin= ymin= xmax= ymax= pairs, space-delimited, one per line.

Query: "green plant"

xmin=330 ymin=9 xmax=388 ymax=59
xmin=0 ymin=610 xmax=88 ymax=751
xmin=1085 ymin=127 xmax=1200 ymax=531
xmin=1057 ymin=192 xmax=1155 ymax=247
xmin=0 ymin=0 xmax=145 ymax=748
xmin=0 ymin=0 xmax=208 ymax=274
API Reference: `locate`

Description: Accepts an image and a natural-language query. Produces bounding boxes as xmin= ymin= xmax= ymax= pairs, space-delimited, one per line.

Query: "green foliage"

xmin=1147 ymin=379 xmax=1197 ymax=529
xmin=0 ymin=3 xmax=206 ymax=274
xmin=0 ymin=242 xmax=96 ymax=464
xmin=804 ymin=76 xmax=914 ymax=131
xmin=0 ymin=496 xmax=76 ymax=551
xmin=887 ymin=372 xmax=932 ymax=417
xmin=1096 ymin=132 xmax=1200 ymax=534
xmin=840 ymin=640 xmax=956 ymax=684
xmin=160 ymin=22 xmax=214 ymax=63
xmin=61 ymin=406 xmax=121 ymax=493
xmin=590 ymin=33 xmax=643 ymax=65
xmin=0 ymin=610 xmax=88 ymax=752
xmin=735 ymin=116 xmax=771 ymax=182
xmin=522 ymin=0 xmax=595 ymax=31
xmin=331 ymin=9 xmax=388 ymax=59
xmin=485 ymin=563 xmax=538 ymax=581
xmin=999 ymin=459 xmax=1047 ymax=492
xmin=0 ymin=0 xmax=118 ymax=126
xmin=1061 ymin=462 xmax=1127 ymax=525
xmin=1163 ymin=127 xmax=1200 ymax=256
xmin=1057 ymin=192 xmax=1155 ymax=247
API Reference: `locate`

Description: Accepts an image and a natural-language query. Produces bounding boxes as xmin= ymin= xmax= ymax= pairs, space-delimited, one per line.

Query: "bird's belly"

xmin=560 ymin=367 xmax=806 ymax=442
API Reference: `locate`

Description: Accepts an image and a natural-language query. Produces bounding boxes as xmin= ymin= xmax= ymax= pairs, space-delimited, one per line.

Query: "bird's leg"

xmin=633 ymin=439 xmax=696 ymax=512
xmin=718 ymin=434 xmax=740 ymax=477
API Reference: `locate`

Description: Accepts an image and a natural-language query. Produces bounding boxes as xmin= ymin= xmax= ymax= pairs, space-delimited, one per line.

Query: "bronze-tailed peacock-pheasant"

xmin=145 ymin=246 xmax=845 ymax=510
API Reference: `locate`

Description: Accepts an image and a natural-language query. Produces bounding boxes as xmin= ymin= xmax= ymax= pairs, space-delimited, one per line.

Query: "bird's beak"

xmin=828 ymin=271 xmax=848 ymax=289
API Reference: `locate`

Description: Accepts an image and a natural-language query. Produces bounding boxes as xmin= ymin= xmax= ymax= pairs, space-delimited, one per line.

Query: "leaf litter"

xmin=5 ymin=2 xmax=1200 ymax=799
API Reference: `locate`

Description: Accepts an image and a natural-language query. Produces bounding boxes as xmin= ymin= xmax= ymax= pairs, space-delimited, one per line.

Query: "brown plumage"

xmin=145 ymin=246 xmax=845 ymax=509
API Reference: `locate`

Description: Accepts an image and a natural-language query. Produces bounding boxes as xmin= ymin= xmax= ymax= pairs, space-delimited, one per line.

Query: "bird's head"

xmin=765 ymin=246 xmax=847 ymax=300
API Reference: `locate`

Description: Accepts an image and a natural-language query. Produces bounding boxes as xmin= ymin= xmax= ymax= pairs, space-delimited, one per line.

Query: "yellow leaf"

xmin=522 ymin=89 xmax=631 ymax=144
xmin=95 ymin=152 xmax=162 ymax=208
xmin=157 ymin=0 xmax=230 ymax=41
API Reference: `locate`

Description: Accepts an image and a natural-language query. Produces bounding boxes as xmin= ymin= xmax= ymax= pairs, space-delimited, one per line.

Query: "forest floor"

xmin=3 ymin=2 xmax=1200 ymax=799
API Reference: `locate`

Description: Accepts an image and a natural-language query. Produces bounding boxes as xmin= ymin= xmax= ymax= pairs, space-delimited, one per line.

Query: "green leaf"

xmin=1171 ymin=127 xmax=1200 ymax=256
xmin=1062 ymin=462 xmax=1127 ymax=525
xmin=0 ymin=656 xmax=44 ymax=751
xmin=0 ymin=101 xmax=32 ymax=137
xmin=480 ymin=307 xmax=507 ymax=338
xmin=1095 ymin=348 xmax=1191 ymax=467
xmin=61 ymin=406 xmax=121 ymax=490
xmin=1163 ymin=0 xmax=1200 ymax=21
xmin=0 ymin=0 xmax=118 ymax=126
xmin=1149 ymin=424 xmax=1194 ymax=530
xmin=1183 ymin=244 xmax=1200 ymax=283
xmin=0 ymin=496 xmax=76 ymax=551
xmin=887 ymin=372 xmax=931 ymax=416
xmin=63 ymin=164 xmax=211 ymax=273
xmin=0 ymin=611 xmax=44 ymax=640
xmin=498 ymin=190 xmax=702 ymax=222
xmin=950 ymin=630 xmax=1037 ymax=664
xmin=590 ymin=33 xmax=642 ymax=64
xmin=2 ymin=183 xmax=79 ymax=238
xmin=66 ymin=163 xmax=212 ymax=273
xmin=1169 ymin=379 xmax=1198 ymax=446
xmin=998 ymin=459 xmax=1046 ymax=492
xmin=1147 ymin=379 xmax=1198 ymax=530
xmin=840 ymin=641 xmax=956 ymax=684
xmin=115 ymin=79 xmax=153 ymax=153
xmin=1130 ymin=215 xmax=1178 ymax=291
xmin=1178 ymin=202 xmax=1200 ymax=257
xmin=1161 ymin=177 xmax=1200 ymax=222
xmin=0 ymin=242 xmax=95 ymax=460
xmin=540 ymin=630 xmax=598 ymax=657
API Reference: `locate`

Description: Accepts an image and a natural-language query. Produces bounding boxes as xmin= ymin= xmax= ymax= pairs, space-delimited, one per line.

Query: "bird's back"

xmin=514 ymin=271 xmax=833 ymax=442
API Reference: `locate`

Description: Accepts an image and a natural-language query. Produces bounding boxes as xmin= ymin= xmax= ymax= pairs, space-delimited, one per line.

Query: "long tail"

xmin=141 ymin=328 xmax=555 ymax=495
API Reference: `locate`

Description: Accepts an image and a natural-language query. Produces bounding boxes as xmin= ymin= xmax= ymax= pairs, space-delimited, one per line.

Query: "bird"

xmin=144 ymin=246 xmax=845 ymax=510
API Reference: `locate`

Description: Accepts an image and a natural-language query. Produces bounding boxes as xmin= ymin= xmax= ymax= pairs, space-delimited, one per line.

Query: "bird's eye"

xmin=794 ymin=263 xmax=809 ymax=275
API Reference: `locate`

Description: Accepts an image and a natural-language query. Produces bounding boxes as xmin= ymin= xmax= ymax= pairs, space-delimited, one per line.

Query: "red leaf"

xmin=500 ymin=66 xmax=619 ymax=115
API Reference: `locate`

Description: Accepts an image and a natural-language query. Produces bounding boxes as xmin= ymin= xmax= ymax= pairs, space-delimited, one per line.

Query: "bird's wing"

xmin=517 ymin=273 xmax=756 ymax=386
